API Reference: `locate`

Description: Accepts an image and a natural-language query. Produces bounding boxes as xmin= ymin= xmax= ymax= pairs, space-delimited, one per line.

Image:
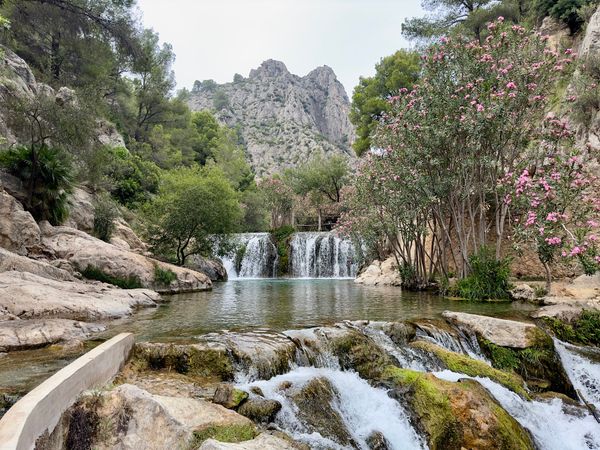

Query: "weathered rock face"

xmin=0 ymin=318 xmax=105 ymax=352
xmin=186 ymin=255 xmax=228 ymax=282
xmin=198 ymin=433 xmax=299 ymax=450
xmin=580 ymin=5 xmax=600 ymax=57
xmin=0 ymin=270 xmax=159 ymax=321
xmin=442 ymin=311 xmax=546 ymax=349
xmin=354 ymin=257 xmax=402 ymax=286
xmin=0 ymin=247 xmax=73 ymax=281
xmin=510 ymin=284 xmax=537 ymax=302
xmin=40 ymin=223 xmax=211 ymax=293
xmin=188 ymin=60 xmax=355 ymax=176
xmin=0 ymin=189 xmax=41 ymax=256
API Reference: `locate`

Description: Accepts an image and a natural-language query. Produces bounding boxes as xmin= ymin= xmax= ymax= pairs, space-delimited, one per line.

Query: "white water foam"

xmin=434 ymin=370 xmax=600 ymax=450
xmin=238 ymin=367 xmax=426 ymax=450
xmin=555 ymin=339 xmax=600 ymax=410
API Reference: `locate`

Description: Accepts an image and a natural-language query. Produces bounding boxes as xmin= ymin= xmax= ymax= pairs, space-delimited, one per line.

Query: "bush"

xmin=154 ymin=265 xmax=177 ymax=286
xmin=80 ymin=265 xmax=142 ymax=289
xmin=544 ymin=311 xmax=600 ymax=345
xmin=93 ymin=194 xmax=118 ymax=242
xmin=271 ymin=225 xmax=296 ymax=276
xmin=454 ymin=247 xmax=512 ymax=301
xmin=0 ymin=145 xmax=73 ymax=224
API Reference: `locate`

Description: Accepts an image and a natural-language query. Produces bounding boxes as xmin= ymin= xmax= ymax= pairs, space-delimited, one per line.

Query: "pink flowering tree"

xmin=505 ymin=117 xmax=600 ymax=292
xmin=340 ymin=18 xmax=574 ymax=287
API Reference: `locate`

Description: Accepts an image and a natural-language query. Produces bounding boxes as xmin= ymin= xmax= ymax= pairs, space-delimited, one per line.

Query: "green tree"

xmin=143 ymin=166 xmax=242 ymax=265
xmin=350 ymin=50 xmax=420 ymax=156
xmin=533 ymin=0 xmax=598 ymax=33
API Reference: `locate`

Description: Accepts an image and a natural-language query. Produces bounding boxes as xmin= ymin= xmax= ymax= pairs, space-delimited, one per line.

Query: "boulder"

xmin=382 ymin=367 xmax=535 ymax=450
xmin=580 ymin=5 xmax=600 ymax=57
xmin=41 ymin=223 xmax=211 ymax=293
xmin=354 ymin=257 xmax=402 ymax=286
xmin=71 ymin=384 xmax=255 ymax=450
xmin=63 ymin=187 xmax=95 ymax=233
xmin=0 ymin=270 xmax=159 ymax=321
xmin=442 ymin=311 xmax=546 ymax=349
xmin=236 ymin=398 xmax=281 ymax=423
xmin=0 ymin=189 xmax=41 ymax=255
xmin=198 ymin=433 xmax=298 ymax=450
xmin=510 ymin=284 xmax=536 ymax=302
xmin=111 ymin=218 xmax=148 ymax=253
xmin=187 ymin=255 xmax=228 ymax=281
xmin=0 ymin=318 xmax=105 ymax=352
xmin=0 ymin=247 xmax=74 ymax=281
xmin=213 ymin=384 xmax=249 ymax=409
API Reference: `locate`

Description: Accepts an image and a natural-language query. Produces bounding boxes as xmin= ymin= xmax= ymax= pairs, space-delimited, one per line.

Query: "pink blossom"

xmin=506 ymin=82 xmax=517 ymax=90
xmin=545 ymin=237 xmax=562 ymax=246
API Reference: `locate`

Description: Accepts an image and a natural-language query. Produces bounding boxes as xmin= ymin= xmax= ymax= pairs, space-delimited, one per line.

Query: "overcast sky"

xmin=136 ymin=0 xmax=424 ymax=96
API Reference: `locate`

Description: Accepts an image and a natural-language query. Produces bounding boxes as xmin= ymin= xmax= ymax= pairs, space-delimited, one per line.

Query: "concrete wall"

xmin=0 ymin=333 xmax=134 ymax=450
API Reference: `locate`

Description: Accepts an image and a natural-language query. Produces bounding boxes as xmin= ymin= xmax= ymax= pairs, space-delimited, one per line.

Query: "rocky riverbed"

xmin=37 ymin=314 xmax=600 ymax=450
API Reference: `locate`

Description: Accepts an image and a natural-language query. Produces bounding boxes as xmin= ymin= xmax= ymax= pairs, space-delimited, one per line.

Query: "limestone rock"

xmin=510 ymin=284 xmax=537 ymax=302
xmin=63 ymin=187 xmax=95 ymax=232
xmin=236 ymin=398 xmax=281 ymax=423
xmin=198 ymin=433 xmax=298 ymax=450
xmin=41 ymin=223 xmax=211 ymax=293
xmin=442 ymin=311 xmax=544 ymax=348
xmin=188 ymin=60 xmax=355 ymax=176
xmin=580 ymin=5 xmax=600 ymax=57
xmin=0 ymin=270 xmax=159 ymax=321
xmin=0 ymin=318 xmax=104 ymax=351
xmin=0 ymin=247 xmax=74 ymax=281
xmin=187 ymin=255 xmax=228 ymax=281
xmin=96 ymin=119 xmax=126 ymax=148
xmin=84 ymin=384 xmax=254 ymax=450
xmin=0 ymin=189 xmax=40 ymax=256
xmin=354 ymin=257 xmax=402 ymax=286
xmin=213 ymin=384 xmax=249 ymax=409
xmin=111 ymin=218 xmax=148 ymax=253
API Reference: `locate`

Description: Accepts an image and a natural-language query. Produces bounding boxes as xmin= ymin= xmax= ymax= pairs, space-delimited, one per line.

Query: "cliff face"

xmin=188 ymin=60 xmax=356 ymax=176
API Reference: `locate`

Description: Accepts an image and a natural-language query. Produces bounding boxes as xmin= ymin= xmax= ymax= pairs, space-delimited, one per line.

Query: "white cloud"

xmin=136 ymin=0 xmax=424 ymax=96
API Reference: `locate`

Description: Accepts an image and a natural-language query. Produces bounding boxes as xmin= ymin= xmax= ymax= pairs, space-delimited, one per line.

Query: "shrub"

xmin=93 ymin=194 xmax=118 ymax=242
xmin=234 ymin=243 xmax=247 ymax=273
xmin=0 ymin=145 xmax=73 ymax=224
xmin=80 ymin=265 xmax=142 ymax=289
xmin=271 ymin=225 xmax=295 ymax=276
xmin=154 ymin=265 xmax=177 ymax=286
xmin=544 ymin=311 xmax=600 ymax=346
xmin=454 ymin=247 xmax=512 ymax=301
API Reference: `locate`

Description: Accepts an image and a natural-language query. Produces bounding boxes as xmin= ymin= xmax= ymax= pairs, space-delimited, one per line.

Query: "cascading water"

xmin=238 ymin=367 xmax=426 ymax=450
xmin=290 ymin=232 xmax=359 ymax=278
xmin=220 ymin=233 xmax=278 ymax=279
xmin=435 ymin=370 xmax=600 ymax=450
xmin=555 ymin=339 xmax=600 ymax=409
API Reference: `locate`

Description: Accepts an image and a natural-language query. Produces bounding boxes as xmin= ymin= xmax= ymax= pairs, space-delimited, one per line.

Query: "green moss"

xmin=411 ymin=341 xmax=528 ymax=397
xmin=381 ymin=367 xmax=535 ymax=450
xmin=331 ymin=332 xmax=391 ymax=380
xmin=192 ymin=424 xmax=256 ymax=445
xmin=270 ymin=225 xmax=295 ymax=276
xmin=80 ymin=265 xmax=143 ymax=289
xmin=543 ymin=311 xmax=600 ymax=346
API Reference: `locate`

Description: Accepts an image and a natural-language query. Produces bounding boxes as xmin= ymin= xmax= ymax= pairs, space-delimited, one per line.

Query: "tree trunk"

xmin=542 ymin=261 xmax=552 ymax=293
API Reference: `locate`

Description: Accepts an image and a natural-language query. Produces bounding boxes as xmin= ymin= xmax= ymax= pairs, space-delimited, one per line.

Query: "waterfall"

xmin=435 ymin=370 xmax=600 ymax=450
xmin=555 ymin=339 xmax=600 ymax=410
xmin=238 ymin=367 xmax=426 ymax=450
xmin=290 ymin=232 xmax=358 ymax=278
xmin=415 ymin=322 xmax=488 ymax=362
xmin=220 ymin=233 xmax=278 ymax=279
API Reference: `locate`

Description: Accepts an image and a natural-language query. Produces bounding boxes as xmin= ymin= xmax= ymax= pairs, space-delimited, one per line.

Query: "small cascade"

xmin=435 ymin=370 xmax=600 ymax=450
xmin=555 ymin=339 xmax=600 ymax=410
xmin=415 ymin=321 xmax=488 ymax=362
xmin=290 ymin=232 xmax=358 ymax=278
xmin=238 ymin=367 xmax=426 ymax=450
xmin=220 ymin=233 xmax=278 ymax=279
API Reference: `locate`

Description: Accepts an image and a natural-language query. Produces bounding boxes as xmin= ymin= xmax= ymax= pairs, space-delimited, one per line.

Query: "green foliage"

xmin=350 ymin=50 xmax=420 ymax=155
xmin=92 ymin=193 xmax=118 ymax=242
xmin=271 ymin=225 xmax=295 ymax=276
xmin=533 ymin=0 xmax=598 ymax=32
xmin=191 ymin=424 xmax=256 ymax=446
xmin=153 ymin=265 xmax=177 ymax=286
xmin=454 ymin=247 xmax=512 ymax=301
xmin=234 ymin=244 xmax=247 ymax=274
xmin=543 ymin=311 xmax=600 ymax=346
xmin=0 ymin=145 xmax=73 ymax=224
xmin=143 ymin=166 xmax=242 ymax=265
xmin=212 ymin=90 xmax=230 ymax=111
xmin=572 ymin=56 xmax=600 ymax=128
xmin=80 ymin=265 xmax=142 ymax=289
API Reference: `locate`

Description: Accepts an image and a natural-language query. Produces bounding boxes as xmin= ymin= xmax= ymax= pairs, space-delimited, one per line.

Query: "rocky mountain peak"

xmin=249 ymin=59 xmax=291 ymax=79
xmin=188 ymin=60 xmax=355 ymax=176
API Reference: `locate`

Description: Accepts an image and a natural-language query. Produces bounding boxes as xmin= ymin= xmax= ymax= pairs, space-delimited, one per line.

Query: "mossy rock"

xmin=381 ymin=367 xmax=535 ymax=450
xmin=213 ymin=384 xmax=249 ymax=409
xmin=330 ymin=331 xmax=392 ymax=380
xmin=132 ymin=343 xmax=234 ymax=381
xmin=192 ymin=423 xmax=257 ymax=446
xmin=410 ymin=341 xmax=528 ymax=397
xmin=237 ymin=398 xmax=282 ymax=424
xmin=542 ymin=310 xmax=600 ymax=347
xmin=478 ymin=338 xmax=576 ymax=398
